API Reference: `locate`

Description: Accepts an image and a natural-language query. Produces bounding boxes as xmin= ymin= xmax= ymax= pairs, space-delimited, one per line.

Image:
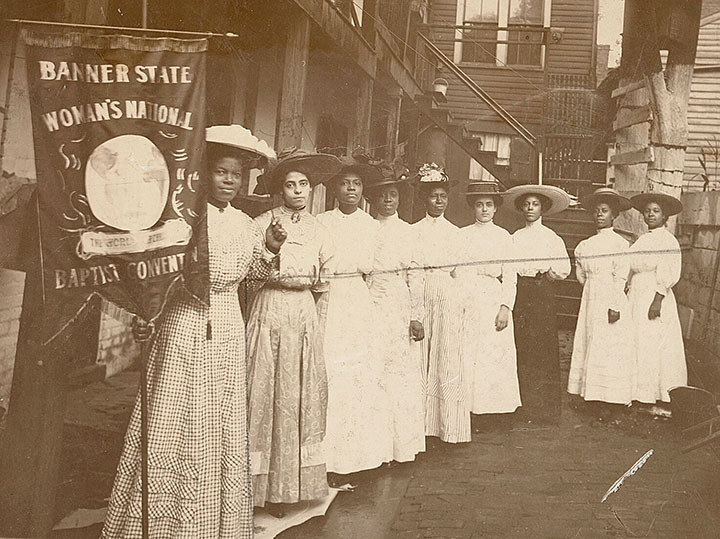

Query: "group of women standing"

xmin=100 ymin=123 xmax=688 ymax=539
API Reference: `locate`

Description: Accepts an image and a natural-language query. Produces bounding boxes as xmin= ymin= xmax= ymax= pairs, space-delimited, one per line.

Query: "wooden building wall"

xmin=544 ymin=0 xmax=597 ymax=76
xmin=684 ymin=12 xmax=720 ymax=191
xmin=427 ymin=0 xmax=598 ymax=137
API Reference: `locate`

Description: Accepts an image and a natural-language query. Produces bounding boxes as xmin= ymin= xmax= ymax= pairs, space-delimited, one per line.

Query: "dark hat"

xmin=631 ymin=191 xmax=683 ymax=216
xmin=503 ymin=184 xmax=571 ymax=216
xmin=325 ymin=147 xmax=383 ymax=186
xmin=415 ymin=162 xmax=458 ymax=190
xmin=582 ymin=187 xmax=632 ymax=212
xmin=463 ymin=181 xmax=504 ymax=205
xmin=259 ymin=147 xmax=342 ymax=195
xmin=365 ymin=161 xmax=412 ymax=197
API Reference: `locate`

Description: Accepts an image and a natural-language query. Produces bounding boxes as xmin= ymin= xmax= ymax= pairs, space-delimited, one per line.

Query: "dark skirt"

xmin=513 ymin=275 xmax=561 ymax=422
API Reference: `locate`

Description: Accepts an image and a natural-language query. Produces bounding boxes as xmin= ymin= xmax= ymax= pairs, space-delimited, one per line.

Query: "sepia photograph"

xmin=0 ymin=0 xmax=718 ymax=537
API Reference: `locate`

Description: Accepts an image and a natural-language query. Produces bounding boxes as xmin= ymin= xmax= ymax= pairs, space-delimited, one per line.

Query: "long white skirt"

xmin=568 ymin=276 xmax=633 ymax=404
xmin=628 ymin=271 xmax=687 ymax=403
xmin=321 ymin=275 xmax=393 ymax=474
xmin=369 ymin=274 xmax=425 ymax=462
xmin=462 ymin=275 xmax=521 ymax=414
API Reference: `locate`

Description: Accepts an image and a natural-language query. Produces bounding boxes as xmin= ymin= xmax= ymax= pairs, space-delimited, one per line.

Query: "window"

xmin=507 ymin=0 xmax=544 ymax=66
xmin=459 ymin=0 xmax=499 ymax=64
xmin=454 ymin=0 xmax=548 ymax=67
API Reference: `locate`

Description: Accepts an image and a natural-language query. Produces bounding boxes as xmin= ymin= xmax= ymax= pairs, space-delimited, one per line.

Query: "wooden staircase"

xmin=543 ymin=207 xmax=597 ymax=329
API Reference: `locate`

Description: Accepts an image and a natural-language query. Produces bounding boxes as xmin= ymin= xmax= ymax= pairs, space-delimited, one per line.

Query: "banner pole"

xmin=6 ymin=18 xmax=237 ymax=38
xmin=140 ymin=338 xmax=150 ymax=539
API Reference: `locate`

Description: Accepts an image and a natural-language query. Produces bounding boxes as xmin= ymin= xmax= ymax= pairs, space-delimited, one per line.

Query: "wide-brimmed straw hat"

xmin=415 ymin=162 xmax=458 ymax=190
xmin=582 ymin=187 xmax=632 ymax=212
xmin=206 ymin=124 xmax=276 ymax=168
xmin=463 ymin=181 xmax=504 ymax=205
xmin=327 ymin=147 xmax=383 ymax=185
xmin=631 ymin=191 xmax=683 ymax=216
xmin=503 ymin=184 xmax=571 ymax=215
xmin=259 ymin=147 xmax=342 ymax=195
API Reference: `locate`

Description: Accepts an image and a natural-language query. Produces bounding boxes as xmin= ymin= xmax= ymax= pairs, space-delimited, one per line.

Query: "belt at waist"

xmin=264 ymin=280 xmax=313 ymax=291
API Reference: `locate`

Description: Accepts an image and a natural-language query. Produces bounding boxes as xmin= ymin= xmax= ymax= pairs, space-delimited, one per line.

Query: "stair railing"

xmin=417 ymin=31 xmax=537 ymax=149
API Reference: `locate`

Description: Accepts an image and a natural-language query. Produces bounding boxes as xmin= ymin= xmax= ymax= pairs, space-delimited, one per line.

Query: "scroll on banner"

xmin=22 ymin=31 xmax=209 ymax=344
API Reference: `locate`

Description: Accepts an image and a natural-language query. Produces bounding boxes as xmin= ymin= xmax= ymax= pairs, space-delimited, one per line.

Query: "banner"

xmin=22 ymin=31 xmax=209 ymax=344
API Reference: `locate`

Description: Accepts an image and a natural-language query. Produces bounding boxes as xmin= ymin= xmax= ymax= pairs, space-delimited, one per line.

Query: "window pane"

xmin=461 ymin=26 xmax=498 ymax=63
xmin=464 ymin=0 xmax=484 ymax=22
xmin=481 ymin=0 xmax=499 ymax=22
xmin=508 ymin=0 xmax=543 ymax=24
xmin=464 ymin=0 xmax=499 ymax=22
xmin=507 ymin=29 xmax=542 ymax=65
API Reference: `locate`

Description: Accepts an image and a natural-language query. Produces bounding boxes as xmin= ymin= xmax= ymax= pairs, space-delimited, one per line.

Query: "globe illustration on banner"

xmin=85 ymin=135 xmax=170 ymax=232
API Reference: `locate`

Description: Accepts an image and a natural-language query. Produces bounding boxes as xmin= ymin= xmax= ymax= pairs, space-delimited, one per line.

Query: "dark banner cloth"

xmin=22 ymin=31 xmax=209 ymax=345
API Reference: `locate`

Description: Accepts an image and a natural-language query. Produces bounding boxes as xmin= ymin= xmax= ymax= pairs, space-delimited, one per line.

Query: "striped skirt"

xmin=421 ymin=272 xmax=471 ymax=443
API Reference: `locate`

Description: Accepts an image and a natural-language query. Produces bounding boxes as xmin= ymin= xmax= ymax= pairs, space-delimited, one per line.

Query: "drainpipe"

xmin=538 ymin=150 xmax=543 ymax=185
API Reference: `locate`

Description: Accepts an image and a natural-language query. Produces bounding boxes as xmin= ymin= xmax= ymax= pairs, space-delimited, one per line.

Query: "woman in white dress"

xmin=459 ymin=182 xmax=520 ymax=429
xmin=412 ymin=163 xmax=470 ymax=443
xmin=504 ymin=184 xmax=571 ymax=425
xmin=627 ymin=192 xmax=687 ymax=405
xmin=366 ymin=164 xmax=426 ymax=462
xmin=317 ymin=151 xmax=393 ymax=480
xmin=568 ymin=188 xmax=634 ymax=410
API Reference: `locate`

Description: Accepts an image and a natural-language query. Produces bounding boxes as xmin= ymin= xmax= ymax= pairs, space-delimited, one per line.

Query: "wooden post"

xmin=613 ymin=0 xmax=702 ymax=235
xmin=612 ymin=0 xmax=661 ymax=237
xmin=352 ymin=74 xmax=373 ymax=150
xmin=384 ymin=90 xmax=402 ymax=162
xmin=0 ymin=195 xmax=68 ymax=537
xmin=276 ymin=13 xmax=311 ymax=150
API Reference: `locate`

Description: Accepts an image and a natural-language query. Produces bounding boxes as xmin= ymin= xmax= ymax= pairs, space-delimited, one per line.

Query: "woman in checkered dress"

xmin=101 ymin=125 xmax=286 ymax=539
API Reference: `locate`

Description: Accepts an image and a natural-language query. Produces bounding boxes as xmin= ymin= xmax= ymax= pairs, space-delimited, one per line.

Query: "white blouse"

xmin=372 ymin=212 xmax=425 ymax=321
xmin=574 ymin=227 xmax=630 ymax=311
xmin=511 ymin=220 xmax=570 ymax=280
xmin=317 ymin=207 xmax=377 ymax=278
xmin=629 ymin=227 xmax=682 ymax=296
xmin=412 ymin=214 xmax=461 ymax=274
xmin=458 ymin=221 xmax=517 ymax=309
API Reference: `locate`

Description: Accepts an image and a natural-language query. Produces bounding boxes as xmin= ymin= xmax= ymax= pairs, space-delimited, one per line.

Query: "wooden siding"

xmin=427 ymin=0 xmax=596 ymax=137
xmin=684 ymin=14 xmax=720 ymax=191
xmin=546 ymin=0 xmax=596 ymax=76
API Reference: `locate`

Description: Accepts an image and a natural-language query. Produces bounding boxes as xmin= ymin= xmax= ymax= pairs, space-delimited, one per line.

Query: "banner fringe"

xmin=21 ymin=30 xmax=208 ymax=53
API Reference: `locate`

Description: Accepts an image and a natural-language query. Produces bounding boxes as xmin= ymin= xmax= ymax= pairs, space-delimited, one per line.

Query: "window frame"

xmin=453 ymin=0 xmax=551 ymax=69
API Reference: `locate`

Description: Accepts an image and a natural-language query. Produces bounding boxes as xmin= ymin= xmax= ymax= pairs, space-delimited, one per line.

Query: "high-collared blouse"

xmin=459 ymin=221 xmax=517 ymax=309
xmin=412 ymin=214 xmax=461 ymax=275
xmin=511 ymin=219 xmax=570 ymax=280
xmin=372 ymin=212 xmax=425 ymax=321
xmin=574 ymin=227 xmax=630 ymax=312
xmin=254 ymin=205 xmax=333 ymax=292
xmin=317 ymin=207 xmax=377 ymax=279
xmin=629 ymin=226 xmax=682 ymax=296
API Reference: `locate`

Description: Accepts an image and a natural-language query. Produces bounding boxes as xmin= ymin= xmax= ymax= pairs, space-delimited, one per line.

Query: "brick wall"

xmin=676 ymin=191 xmax=720 ymax=391
xmin=0 ymin=269 xmax=25 ymax=410
xmin=97 ymin=301 xmax=139 ymax=378
xmin=0 ymin=271 xmax=138 ymax=408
